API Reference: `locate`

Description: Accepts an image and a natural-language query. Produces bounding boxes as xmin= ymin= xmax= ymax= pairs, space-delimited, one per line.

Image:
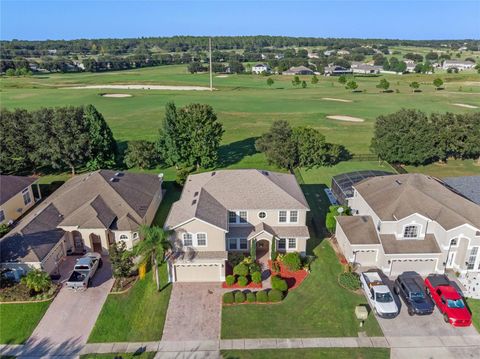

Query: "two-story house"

xmin=0 ymin=175 xmax=40 ymax=225
xmin=164 ymin=170 xmax=310 ymax=282
xmin=335 ymin=174 xmax=480 ymax=280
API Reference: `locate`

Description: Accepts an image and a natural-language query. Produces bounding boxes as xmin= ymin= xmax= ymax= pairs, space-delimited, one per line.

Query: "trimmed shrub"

xmin=256 ymin=290 xmax=268 ymax=303
xmin=246 ymin=291 xmax=256 ymax=303
xmin=271 ymin=275 xmax=288 ymax=292
xmin=249 ymin=262 xmax=261 ymax=273
xmin=233 ymin=263 xmax=249 ymax=277
xmin=237 ymin=275 xmax=248 ymax=287
xmin=338 ymin=272 xmax=361 ymax=291
xmin=223 ymin=291 xmax=234 ymax=304
xmin=228 ymin=253 xmax=245 ymax=267
xmin=268 ymin=289 xmax=284 ymax=302
xmin=234 ymin=291 xmax=246 ymax=303
xmin=326 ymin=212 xmax=336 ymax=233
xmin=251 ymin=271 xmax=262 ymax=284
xmin=225 ymin=275 xmax=236 ymax=286
xmin=281 ymin=252 xmax=302 ymax=271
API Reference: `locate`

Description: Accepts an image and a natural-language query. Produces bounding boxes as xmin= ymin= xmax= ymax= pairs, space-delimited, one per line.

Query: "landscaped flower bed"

xmin=269 ymin=259 xmax=309 ymax=290
xmin=222 ymin=256 xmax=262 ymax=288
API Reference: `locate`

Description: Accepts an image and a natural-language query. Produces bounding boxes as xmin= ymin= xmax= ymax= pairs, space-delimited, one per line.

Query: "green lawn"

xmin=467 ymin=299 xmax=480 ymax=332
xmin=0 ymin=301 xmax=51 ymax=344
xmin=404 ymin=159 xmax=480 ymax=178
xmin=80 ymin=353 xmax=155 ymax=359
xmin=221 ymin=348 xmax=390 ymax=359
xmin=221 ymin=240 xmax=382 ymax=338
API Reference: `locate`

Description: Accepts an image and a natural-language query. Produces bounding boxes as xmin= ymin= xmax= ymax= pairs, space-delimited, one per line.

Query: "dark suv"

xmin=394 ymin=272 xmax=434 ymax=316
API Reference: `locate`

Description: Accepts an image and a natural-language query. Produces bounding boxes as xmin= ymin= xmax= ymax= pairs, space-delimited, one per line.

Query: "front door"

xmin=90 ymin=234 xmax=103 ymax=253
xmin=256 ymin=239 xmax=269 ymax=260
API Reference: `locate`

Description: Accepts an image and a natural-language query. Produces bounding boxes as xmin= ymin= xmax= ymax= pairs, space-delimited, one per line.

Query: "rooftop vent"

xmin=194 ymin=191 xmax=199 ymax=197
xmin=115 ymin=172 xmax=124 ymax=177
xmin=262 ymin=171 xmax=269 ymax=176
xmin=191 ymin=199 xmax=197 ymax=205
xmin=109 ymin=177 xmax=118 ymax=182
xmin=211 ymin=171 xmax=216 ymax=176
xmin=361 ymin=216 xmax=368 ymax=223
xmin=395 ymin=180 xmax=402 ymax=186
xmin=158 ymin=173 xmax=164 ymax=180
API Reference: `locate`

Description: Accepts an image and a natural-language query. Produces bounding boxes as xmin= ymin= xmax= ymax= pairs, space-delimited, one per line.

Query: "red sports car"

xmin=425 ymin=274 xmax=472 ymax=327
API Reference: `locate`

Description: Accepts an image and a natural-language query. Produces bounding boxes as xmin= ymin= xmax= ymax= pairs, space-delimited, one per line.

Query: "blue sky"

xmin=1 ymin=0 xmax=479 ymax=40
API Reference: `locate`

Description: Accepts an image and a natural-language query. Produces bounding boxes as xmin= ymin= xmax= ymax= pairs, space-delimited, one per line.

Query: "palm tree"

xmin=135 ymin=225 xmax=172 ymax=291
xmin=21 ymin=269 xmax=51 ymax=294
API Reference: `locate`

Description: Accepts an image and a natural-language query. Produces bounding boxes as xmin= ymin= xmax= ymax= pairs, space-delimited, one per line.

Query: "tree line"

xmin=371 ymin=109 xmax=480 ymax=165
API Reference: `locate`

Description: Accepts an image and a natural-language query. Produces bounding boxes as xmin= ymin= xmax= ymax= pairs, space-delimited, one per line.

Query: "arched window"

xmin=120 ymin=234 xmax=129 ymax=240
xmin=450 ymin=238 xmax=458 ymax=246
xmin=132 ymin=232 xmax=139 ymax=239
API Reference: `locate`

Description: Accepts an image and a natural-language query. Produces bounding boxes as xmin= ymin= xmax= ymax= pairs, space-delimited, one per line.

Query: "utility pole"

xmin=209 ymin=37 xmax=213 ymax=91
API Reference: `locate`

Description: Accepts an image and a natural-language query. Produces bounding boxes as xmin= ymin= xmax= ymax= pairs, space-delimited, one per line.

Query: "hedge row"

xmin=223 ymin=289 xmax=284 ymax=304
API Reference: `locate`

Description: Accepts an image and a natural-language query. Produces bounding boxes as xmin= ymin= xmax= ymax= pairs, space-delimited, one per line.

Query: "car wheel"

xmin=425 ymin=287 xmax=430 ymax=296
xmin=88 ymin=278 xmax=92 ymax=287
xmin=393 ymin=286 xmax=399 ymax=295
xmin=443 ymin=313 xmax=449 ymax=323
xmin=408 ymin=307 xmax=415 ymax=316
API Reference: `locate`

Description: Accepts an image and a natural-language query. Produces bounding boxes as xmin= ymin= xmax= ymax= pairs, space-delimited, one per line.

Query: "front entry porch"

xmin=255 ymin=239 xmax=272 ymax=288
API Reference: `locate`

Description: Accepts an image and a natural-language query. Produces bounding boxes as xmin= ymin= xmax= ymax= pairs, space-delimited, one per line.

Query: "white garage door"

xmin=175 ymin=264 xmax=221 ymax=282
xmin=355 ymin=251 xmax=377 ymax=266
xmin=390 ymin=259 xmax=437 ymax=276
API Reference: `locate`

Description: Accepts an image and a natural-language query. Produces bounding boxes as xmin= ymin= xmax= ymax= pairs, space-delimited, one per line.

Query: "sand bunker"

xmin=452 ymin=103 xmax=478 ymax=109
xmin=101 ymin=93 xmax=132 ymax=98
xmin=64 ymin=84 xmax=213 ymax=91
xmin=322 ymin=98 xmax=353 ymax=103
xmin=327 ymin=115 xmax=365 ymax=123
xmin=216 ymin=75 xmax=229 ymax=78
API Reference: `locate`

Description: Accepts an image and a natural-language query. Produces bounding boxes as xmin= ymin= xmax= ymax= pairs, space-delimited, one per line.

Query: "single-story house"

xmin=351 ymin=62 xmax=382 ymax=74
xmin=443 ymin=60 xmax=475 ymax=70
xmin=282 ymin=66 xmax=314 ymax=75
xmin=0 ymin=170 xmax=163 ymax=274
xmin=0 ymin=175 xmax=40 ymax=225
xmin=324 ymin=66 xmax=353 ymax=76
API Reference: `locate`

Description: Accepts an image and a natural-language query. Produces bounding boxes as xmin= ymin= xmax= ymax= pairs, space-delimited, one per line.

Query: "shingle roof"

xmin=443 ymin=176 xmax=480 ymax=205
xmin=354 ymin=174 xmax=480 ymax=230
xmin=380 ymin=234 xmax=441 ymax=254
xmin=1 ymin=170 xmax=162 ymax=263
xmin=336 ymin=215 xmax=380 ymax=245
xmin=165 ymin=170 xmax=309 ymax=230
xmin=0 ymin=175 xmax=37 ymax=205
xmin=226 ymin=225 xmax=310 ymax=239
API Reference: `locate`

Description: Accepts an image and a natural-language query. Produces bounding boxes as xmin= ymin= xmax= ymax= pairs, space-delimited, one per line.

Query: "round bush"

xmin=271 ymin=275 xmax=288 ymax=292
xmin=246 ymin=291 xmax=256 ymax=303
xmin=237 ymin=275 xmax=248 ymax=287
xmin=256 ymin=290 xmax=268 ymax=303
xmin=249 ymin=262 xmax=261 ymax=273
xmin=225 ymin=275 xmax=236 ymax=286
xmin=251 ymin=271 xmax=262 ymax=284
xmin=234 ymin=291 xmax=246 ymax=303
xmin=223 ymin=291 xmax=234 ymax=304
xmin=338 ymin=272 xmax=361 ymax=291
xmin=281 ymin=252 xmax=302 ymax=272
xmin=233 ymin=263 xmax=249 ymax=277
xmin=268 ymin=289 xmax=284 ymax=302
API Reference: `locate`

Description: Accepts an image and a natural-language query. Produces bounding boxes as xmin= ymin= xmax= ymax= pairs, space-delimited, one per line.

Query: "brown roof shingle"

xmin=0 ymin=175 xmax=37 ymax=205
xmin=336 ymin=216 xmax=380 ymax=245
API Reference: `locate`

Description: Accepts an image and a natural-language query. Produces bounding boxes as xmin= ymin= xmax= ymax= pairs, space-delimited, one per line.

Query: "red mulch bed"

xmin=268 ymin=260 xmax=308 ymax=290
xmin=222 ymin=262 xmax=262 ymax=289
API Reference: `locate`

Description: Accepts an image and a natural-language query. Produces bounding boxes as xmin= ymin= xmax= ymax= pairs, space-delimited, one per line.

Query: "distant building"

xmin=337 ymin=50 xmax=350 ymax=55
xmin=404 ymin=60 xmax=416 ymax=73
xmin=251 ymin=63 xmax=271 ymax=74
xmin=323 ymin=66 xmax=353 ymax=76
xmin=324 ymin=50 xmax=336 ymax=56
xmin=282 ymin=66 xmax=314 ymax=75
xmin=351 ymin=62 xmax=382 ymax=74
xmin=308 ymin=52 xmax=319 ymax=59
xmin=274 ymin=54 xmax=284 ymax=60
xmin=442 ymin=60 xmax=475 ymax=70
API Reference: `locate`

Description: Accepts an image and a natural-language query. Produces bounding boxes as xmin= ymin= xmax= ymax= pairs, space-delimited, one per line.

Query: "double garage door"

xmin=390 ymin=259 xmax=437 ymax=276
xmin=174 ymin=263 xmax=221 ymax=282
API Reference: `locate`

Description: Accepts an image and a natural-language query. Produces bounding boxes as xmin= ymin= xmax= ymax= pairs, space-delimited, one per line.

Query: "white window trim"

xmin=0 ymin=209 xmax=5 ymax=222
xmin=258 ymin=211 xmax=267 ymax=220
xmin=229 ymin=210 xmax=249 ymax=225
xmin=228 ymin=238 xmax=249 ymax=251
xmin=22 ymin=188 xmax=32 ymax=205
xmin=277 ymin=238 xmax=286 ymax=250
xmin=278 ymin=210 xmax=299 ymax=224
xmin=287 ymin=237 xmax=297 ymax=250
xmin=401 ymin=223 xmax=422 ymax=240
xmin=182 ymin=233 xmax=194 ymax=247
xmin=195 ymin=232 xmax=208 ymax=247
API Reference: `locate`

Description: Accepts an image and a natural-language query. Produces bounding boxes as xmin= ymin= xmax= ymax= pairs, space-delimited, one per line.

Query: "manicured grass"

xmin=221 ymin=348 xmax=390 ymax=359
xmin=0 ymin=301 xmax=51 ymax=344
xmin=467 ymin=298 xmax=480 ymax=332
xmin=221 ymin=240 xmax=383 ymax=338
xmin=87 ymin=265 xmax=171 ymax=343
xmin=404 ymin=159 xmax=480 ymax=179
xmin=80 ymin=353 xmax=155 ymax=359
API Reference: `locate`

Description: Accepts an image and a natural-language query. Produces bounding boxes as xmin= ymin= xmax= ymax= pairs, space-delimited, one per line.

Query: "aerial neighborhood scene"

xmin=1 ymin=1 xmax=480 ymax=358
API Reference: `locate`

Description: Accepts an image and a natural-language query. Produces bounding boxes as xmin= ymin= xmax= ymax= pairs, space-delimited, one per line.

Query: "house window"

xmin=228 ymin=211 xmax=237 ymax=223
xmin=279 ymin=211 xmax=287 ymax=223
xmin=239 ymin=238 xmax=248 ymax=250
xmin=183 ymin=233 xmax=193 ymax=246
xmin=196 ymin=233 xmax=207 ymax=246
xmin=119 ymin=234 xmax=129 ymax=241
xmin=0 ymin=210 xmax=4 ymax=223
xmin=288 ymin=238 xmax=296 ymax=249
xmin=467 ymin=247 xmax=478 ymax=270
xmin=239 ymin=211 xmax=248 ymax=223
xmin=22 ymin=188 xmax=31 ymax=206
xmin=289 ymin=211 xmax=298 ymax=223
xmin=229 ymin=238 xmax=238 ymax=250
xmin=258 ymin=211 xmax=267 ymax=219
xmin=450 ymin=238 xmax=458 ymax=247
xmin=403 ymin=225 xmax=419 ymax=239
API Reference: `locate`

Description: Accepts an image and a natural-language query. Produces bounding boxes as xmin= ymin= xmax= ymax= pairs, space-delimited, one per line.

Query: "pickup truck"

xmin=425 ymin=274 xmax=472 ymax=327
xmin=360 ymin=270 xmax=399 ymax=318
xmin=66 ymin=253 xmax=102 ymax=290
xmin=394 ymin=272 xmax=434 ymax=316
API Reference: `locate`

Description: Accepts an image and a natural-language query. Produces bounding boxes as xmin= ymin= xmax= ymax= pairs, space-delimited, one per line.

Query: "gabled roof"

xmin=336 ymin=215 xmax=380 ymax=245
xmin=443 ymin=176 xmax=480 ymax=205
xmin=354 ymin=174 xmax=480 ymax=230
xmin=0 ymin=175 xmax=37 ymax=205
xmin=165 ymin=170 xmax=309 ymax=230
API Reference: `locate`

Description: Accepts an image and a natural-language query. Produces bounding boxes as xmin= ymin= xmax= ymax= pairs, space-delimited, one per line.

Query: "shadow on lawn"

xmin=3 ymin=337 xmax=84 ymax=357
xmin=217 ymin=137 xmax=259 ymax=167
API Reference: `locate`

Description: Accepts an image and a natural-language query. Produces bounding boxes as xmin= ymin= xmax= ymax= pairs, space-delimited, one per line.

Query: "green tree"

xmin=135 ymin=226 xmax=171 ymax=291
xmin=187 ymin=61 xmax=204 ymax=73
xmin=376 ymin=78 xmax=390 ymax=92
xmin=409 ymin=81 xmax=420 ymax=92
xmin=338 ymin=75 xmax=347 ymax=84
xmin=110 ymin=241 xmax=134 ymax=287
xmin=433 ymin=78 xmax=444 ymax=90
xmin=292 ymin=127 xmax=327 ymax=167
xmin=266 ymin=77 xmax=274 ymax=87
xmin=21 ymin=269 xmax=51 ymax=294
xmin=124 ymin=140 xmax=160 ymax=169
xmin=292 ymin=75 xmax=301 ymax=86
xmin=301 ymin=80 xmax=307 ymax=88
xmin=84 ymin=105 xmax=117 ymax=170
xmin=311 ymin=75 xmax=319 ymax=84
xmin=255 ymin=120 xmax=297 ymax=169
xmin=5 ymin=68 xmax=15 ymax=76
xmin=345 ymin=80 xmax=358 ymax=92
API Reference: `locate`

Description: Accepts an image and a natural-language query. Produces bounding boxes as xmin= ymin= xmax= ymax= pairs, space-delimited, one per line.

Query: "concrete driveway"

xmin=26 ymin=256 xmax=113 ymax=351
xmin=162 ymin=283 xmax=223 ymax=341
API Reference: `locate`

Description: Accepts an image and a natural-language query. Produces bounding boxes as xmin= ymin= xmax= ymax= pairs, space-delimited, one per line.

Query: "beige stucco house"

xmin=335 ymin=174 xmax=480 ymax=283
xmin=0 ymin=175 xmax=40 ymax=225
xmin=165 ymin=169 xmax=310 ymax=282
xmin=0 ymin=170 xmax=163 ymax=275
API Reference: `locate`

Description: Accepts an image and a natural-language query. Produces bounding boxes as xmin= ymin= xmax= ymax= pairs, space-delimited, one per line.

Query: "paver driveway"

xmin=162 ymin=283 xmax=223 ymax=341
xmin=26 ymin=256 xmax=113 ymax=348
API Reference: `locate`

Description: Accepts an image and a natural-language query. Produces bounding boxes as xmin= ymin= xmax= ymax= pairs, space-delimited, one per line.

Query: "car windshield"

xmin=410 ymin=292 xmax=424 ymax=300
xmin=376 ymin=292 xmax=393 ymax=303
xmin=447 ymin=299 xmax=465 ymax=309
